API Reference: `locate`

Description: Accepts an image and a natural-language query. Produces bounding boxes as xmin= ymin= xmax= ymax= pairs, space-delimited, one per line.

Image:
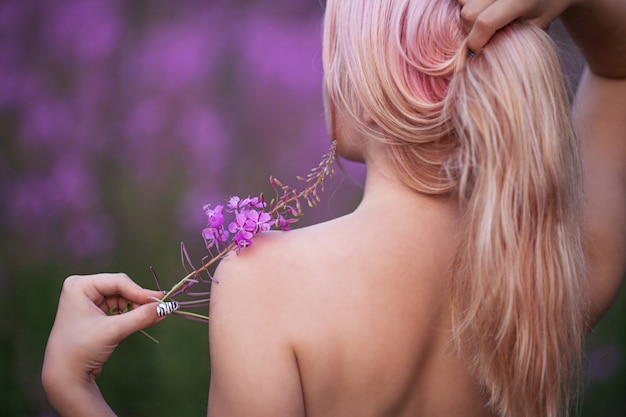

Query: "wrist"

xmin=43 ymin=359 xmax=116 ymax=417
xmin=45 ymin=381 xmax=116 ymax=417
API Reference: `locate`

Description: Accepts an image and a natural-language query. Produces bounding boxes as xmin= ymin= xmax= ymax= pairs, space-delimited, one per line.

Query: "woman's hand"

xmin=458 ymin=0 xmax=580 ymax=52
xmin=42 ymin=273 xmax=172 ymax=416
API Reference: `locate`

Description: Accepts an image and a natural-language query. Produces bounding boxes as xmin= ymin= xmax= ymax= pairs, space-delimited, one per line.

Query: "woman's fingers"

xmin=459 ymin=0 xmax=495 ymax=31
xmin=462 ymin=0 xmax=533 ymax=52
xmin=57 ymin=273 xmax=171 ymax=345
xmin=66 ymin=273 xmax=164 ymax=307
xmin=89 ymin=272 xmax=162 ymax=302
xmin=460 ymin=0 xmax=574 ymax=52
xmin=109 ymin=300 xmax=178 ymax=340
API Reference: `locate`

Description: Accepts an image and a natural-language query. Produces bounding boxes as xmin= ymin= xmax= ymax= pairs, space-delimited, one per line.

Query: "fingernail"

xmin=156 ymin=301 xmax=179 ymax=318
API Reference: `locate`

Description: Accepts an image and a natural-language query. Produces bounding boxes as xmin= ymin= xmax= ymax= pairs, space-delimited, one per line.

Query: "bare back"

xmin=208 ymin=178 xmax=494 ymax=417
xmin=281 ymin=206 xmax=492 ymax=417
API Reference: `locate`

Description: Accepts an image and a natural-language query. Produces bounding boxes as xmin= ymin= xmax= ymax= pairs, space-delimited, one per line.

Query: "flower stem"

xmin=174 ymin=310 xmax=210 ymax=322
xmin=160 ymin=243 xmax=235 ymax=302
xmin=179 ymin=298 xmax=211 ymax=306
xmin=140 ymin=330 xmax=160 ymax=344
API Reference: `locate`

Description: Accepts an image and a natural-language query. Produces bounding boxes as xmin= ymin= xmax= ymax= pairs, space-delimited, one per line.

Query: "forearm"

xmin=561 ymin=0 xmax=626 ymax=78
xmin=574 ymin=71 xmax=626 ymax=322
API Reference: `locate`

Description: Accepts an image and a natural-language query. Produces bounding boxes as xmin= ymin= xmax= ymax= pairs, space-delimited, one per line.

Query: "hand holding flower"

xmin=42 ymin=273 xmax=168 ymax=417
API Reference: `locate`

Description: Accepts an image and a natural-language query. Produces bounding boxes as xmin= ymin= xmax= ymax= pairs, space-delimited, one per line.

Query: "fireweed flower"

xmin=243 ymin=196 xmax=266 ymax=210
xmin=226 ymin=196 xmax=243 ymax=212
xmin=154 ymin=142 xmax=336 ymax=324
xmin=202 ymin=225 xmax=229 ymax=247
xmin=228 ymin=212 xmax=254 ymax=248
xmin=202 ymin=204 xmax=229 ymax=248
xmin=232 ymin=230 xmax=253 ymax=248
xmin=276 ymin=214 xmax=298 ymax=231
xmin=246 ymin=209 xmax=272 ymax=234
xmin=227 ymin=196 xmax=267 ymax=213
xmin=205 ymin=204 xmax=225 ymax=228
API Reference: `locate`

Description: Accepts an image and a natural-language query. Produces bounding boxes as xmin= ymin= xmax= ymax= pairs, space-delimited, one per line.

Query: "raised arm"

xmin=574 ymin=70 xmax=626 ymax=322
xmin=561 ymin=0 xmax=626 ymax=321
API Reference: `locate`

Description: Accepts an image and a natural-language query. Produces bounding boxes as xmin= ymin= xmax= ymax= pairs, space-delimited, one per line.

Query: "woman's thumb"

xmin=111 ymin=301 xmax=179 ymax=340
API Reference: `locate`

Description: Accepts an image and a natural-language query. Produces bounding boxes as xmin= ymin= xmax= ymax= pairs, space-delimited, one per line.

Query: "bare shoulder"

xmin=210 ymin=218 xmax=351 ymax=329
xmin=207 ymin=229 xmax=321 ymax=417
xmin=209 ymin=209 xmax=452 ymax=363
xmin=210 ymin=225 xmax=328 ymax=309
xmin=211 ymin=211 xmax=446 ymax=321
xmin=207 ymin=220 xmax=352 ymax=416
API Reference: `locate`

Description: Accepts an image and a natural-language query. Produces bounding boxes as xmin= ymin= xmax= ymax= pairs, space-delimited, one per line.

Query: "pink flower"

xmin=202 ymin=226 xmax=229 ymax=248
xmin=227 ymin=195 xmax=266 ymax=213
xmin=246 ymin=209 xmax=272 ymax=234
xmin=276 ymin=214 xmax=298 ymax=231
xmin=233 ymin=232 xmax=252 ymax=249
xmin=204 ymin=204 xmax=225 ymax=228
xmin=228 ymin=212 xmax=254 ymax=248
xmin=226 ymin=196 xmax=243 ymax=212
xmin=242 ymin=196 xmax=266 ymax=210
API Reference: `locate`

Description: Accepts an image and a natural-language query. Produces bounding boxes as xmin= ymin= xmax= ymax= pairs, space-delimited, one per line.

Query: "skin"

xmin=42 ymin=1 xmax=626 ymax=415
xmin=42 ymin=274 xmax=166 ymax=417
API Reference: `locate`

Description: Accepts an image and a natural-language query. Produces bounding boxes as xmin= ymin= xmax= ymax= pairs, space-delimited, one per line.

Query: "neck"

xmin=354 ymin=147 xmax=459 ymax=219
xmin=342 ymin=143 xmax=462 ymax=269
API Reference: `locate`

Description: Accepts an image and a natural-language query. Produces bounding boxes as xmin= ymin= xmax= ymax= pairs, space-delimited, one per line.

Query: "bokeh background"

xmin=0 ymin=1 xmax=623 ymax=416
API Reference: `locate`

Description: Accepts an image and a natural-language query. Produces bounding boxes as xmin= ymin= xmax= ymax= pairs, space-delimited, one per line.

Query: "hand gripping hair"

xmin=323 ymin=1 xmax=588 ymax=417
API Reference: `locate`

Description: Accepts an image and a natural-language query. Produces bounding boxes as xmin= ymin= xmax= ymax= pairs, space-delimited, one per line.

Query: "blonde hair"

xmin=323 ymin=1 xmax=588 ymax=416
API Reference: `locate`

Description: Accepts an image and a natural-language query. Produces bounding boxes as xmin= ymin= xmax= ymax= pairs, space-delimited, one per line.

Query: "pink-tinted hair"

xmin=323 ymin=1 xmax=588 ymax=416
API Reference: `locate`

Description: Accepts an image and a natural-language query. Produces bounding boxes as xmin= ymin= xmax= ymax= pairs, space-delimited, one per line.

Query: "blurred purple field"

xmin=0 ymin=1 xmax=363 ymax=415
xmin=0 ymin=0 xmax=361 ymax=265
xmin=0 ymin=1 xmax=623 ymax=416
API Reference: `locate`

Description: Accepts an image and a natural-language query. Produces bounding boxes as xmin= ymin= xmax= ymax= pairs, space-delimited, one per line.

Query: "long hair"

xmin=322 ymin=1 xmax=588 ymax=416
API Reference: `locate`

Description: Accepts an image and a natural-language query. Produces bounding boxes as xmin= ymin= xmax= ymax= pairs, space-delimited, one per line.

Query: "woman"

xmin=43 ymin=0 xmax=626 ymax=416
